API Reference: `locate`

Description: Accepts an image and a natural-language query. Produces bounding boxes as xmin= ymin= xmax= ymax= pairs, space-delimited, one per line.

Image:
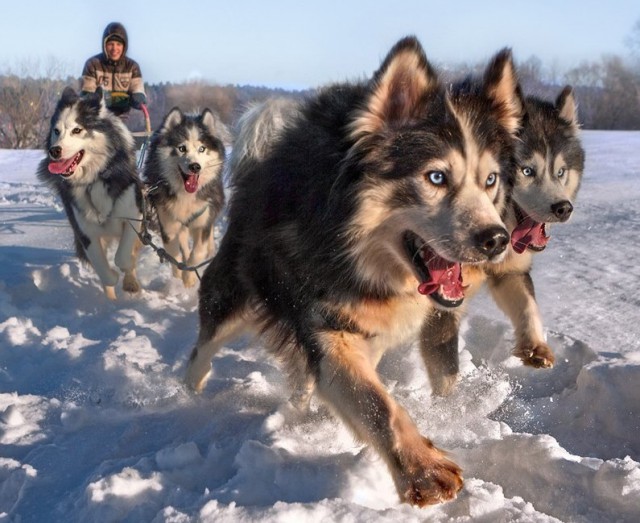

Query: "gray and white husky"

xmin=143 ymin=108 xmax=228 ymax=287
xmin=421 ymin=86 xmax=586 ymax=395
xmin=37 ymin=87 xmax=143 ymax=300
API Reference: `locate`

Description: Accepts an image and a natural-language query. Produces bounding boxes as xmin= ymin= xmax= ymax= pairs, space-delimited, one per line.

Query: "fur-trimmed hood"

xmin=102 ymin=22 xmax=128 ymax=62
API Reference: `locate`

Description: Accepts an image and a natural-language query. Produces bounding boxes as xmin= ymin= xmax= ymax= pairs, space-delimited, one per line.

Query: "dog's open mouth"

xmin=512 ymin=206 xmax=549 ymax=254
xmin=404 ymin=232 xmax=464 ymax=308
xmin=48 ymin=150 xmax=84 ymax=177
xmin=182 ymin=171 xmax=199 ymax=193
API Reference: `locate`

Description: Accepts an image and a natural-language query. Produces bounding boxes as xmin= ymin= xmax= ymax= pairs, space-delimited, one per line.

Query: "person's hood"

xmin=102 ymin=22 xmax=128 ymax=61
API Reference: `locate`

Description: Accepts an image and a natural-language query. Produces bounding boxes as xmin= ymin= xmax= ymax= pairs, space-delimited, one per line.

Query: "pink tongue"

xmin=184 ymin=174 xmax=198 ymax=193
xmin=511 ymin=216 xmax=548 ymax=254
xmin=48 ymin=157 xmax=76 ymax=175
xmin=417 ymin=256 xmax=463 ymax=298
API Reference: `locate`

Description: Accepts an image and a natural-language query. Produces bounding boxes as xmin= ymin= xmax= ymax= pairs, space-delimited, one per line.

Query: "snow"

xmin=1 ymin=130 xmax=640 ymax=522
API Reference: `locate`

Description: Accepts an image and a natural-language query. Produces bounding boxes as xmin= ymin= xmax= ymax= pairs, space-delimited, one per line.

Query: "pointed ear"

xmin=556 ymin=86 xmax=579 ymax=129
xmin=483 ymin=48 xmax=523 ymax=136
xmin=160 ymin=107 xmax=183 ymax=132
xmin=61 ymin=86 xmax=78 ymax=104
xmin=79 ymin=87 xmax=105 ymax=115
xmin=350 ymin=36 xmax=440 ymax=138
xmin=93 ymin=87 xmax=109 ymax=114
xmin=200 ymin=108 xmax=217 ymax=134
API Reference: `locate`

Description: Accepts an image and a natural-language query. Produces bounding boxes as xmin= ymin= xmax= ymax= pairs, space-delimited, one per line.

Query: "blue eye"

xmin=428 ymin=171 xmax=446 ymax=186
xmin=557 ymin=167 xmax=566 ymax=178
xmin=486 ymin=172 xmax=498 ymax=187
xmin=178 ymin=145 xmax=187 ymax=153
xmin=521 ymin=166 xmax=535 ymax=177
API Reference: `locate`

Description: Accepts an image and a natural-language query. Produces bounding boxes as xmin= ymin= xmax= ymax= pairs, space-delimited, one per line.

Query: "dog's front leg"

xmin=183 ymin=226 xmax=211 ymax=287
xmin=156 ymin=209 xmax=185 ymax=280
xmin=487 ymin=272 xmax=554 ymax=368
xmin=314 ymin=331 xmax=462 ymax=506
xmin=419 ymin=309 xmax=461 ymax=396
xmin=161 ymin=229 xmax=186 ymax=280
xmin=114 ymin=219 xmax=141 ymax=293
xmin=84 ymin=238 xmax=119 ymax=299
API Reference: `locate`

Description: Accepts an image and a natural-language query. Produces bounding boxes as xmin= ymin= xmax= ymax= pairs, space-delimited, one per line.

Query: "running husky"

xmin=143 ymin=108 xmax=227 ymax=287
xmin=421 ymin=87 xmax=585 ymax=395
xmin=37 ymin=87 xmax=143 ymax=300
xmin=185 ymin=37 xmax=524 ymax=506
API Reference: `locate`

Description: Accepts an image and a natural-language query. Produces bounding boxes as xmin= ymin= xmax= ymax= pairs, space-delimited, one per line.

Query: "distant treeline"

xmin=1 ymin=53 xmax=639 ymax=149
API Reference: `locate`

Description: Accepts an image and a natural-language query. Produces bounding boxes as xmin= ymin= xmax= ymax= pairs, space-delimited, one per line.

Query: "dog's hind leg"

xmin=314 ymin=331 xmax=463 ymax=506
xmin=420 ymin=310 xmax=461 ymax=396
xmin=487 ymin=272 xmax=555 ymax=368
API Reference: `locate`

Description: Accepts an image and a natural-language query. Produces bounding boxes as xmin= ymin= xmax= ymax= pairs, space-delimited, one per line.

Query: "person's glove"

xmin=130 ymin=92 xmax=147 ymax=109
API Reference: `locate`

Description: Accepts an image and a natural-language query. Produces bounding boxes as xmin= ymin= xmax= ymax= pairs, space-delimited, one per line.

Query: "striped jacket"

xmin=80 ymin=22 xmax=146 ymax=115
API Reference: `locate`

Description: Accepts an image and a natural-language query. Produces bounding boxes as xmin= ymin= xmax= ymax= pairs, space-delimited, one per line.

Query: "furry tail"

xmin=228 ymin=98 xmax=301 ymax=186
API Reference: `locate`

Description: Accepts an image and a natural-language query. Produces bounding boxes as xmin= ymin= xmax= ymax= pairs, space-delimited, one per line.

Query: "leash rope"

xmin=124 ymin=184 xmax=216 ymax=281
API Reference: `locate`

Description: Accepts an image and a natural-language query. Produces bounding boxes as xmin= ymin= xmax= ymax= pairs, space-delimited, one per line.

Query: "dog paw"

xmin=184 ymin=353 xmax=211 ymax=393
xmin=429 ymin=373 xmax=459 ymax=397
xmin=102 ymin=268 xmax=120 ymax=287
xmin=184 ymin=370 xmax=210 ymax=394
xmin=513 ymin=342 xmax=555 ymax=368
xmin=122 ymin=273 xmax=141 ymax=293
xmin=182 ymin=271 xmax=197 ymax=288
xmin=396 ymin=438 xmax=463 ymax=507
xmin=103 ymin=286 xmax=117 ymax=300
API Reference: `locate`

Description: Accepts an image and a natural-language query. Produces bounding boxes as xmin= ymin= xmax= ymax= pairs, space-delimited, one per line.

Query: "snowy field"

xmin=1 ymin=131 xmax=639 ymax=522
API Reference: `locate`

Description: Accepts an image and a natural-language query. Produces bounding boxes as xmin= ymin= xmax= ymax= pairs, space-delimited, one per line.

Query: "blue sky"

xmin=0 ymin=0 xmax=638 ymax=89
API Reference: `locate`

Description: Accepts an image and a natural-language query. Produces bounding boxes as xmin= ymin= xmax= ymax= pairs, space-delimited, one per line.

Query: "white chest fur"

xmin=71 ymin=183 xmax=139 ymax=237
xmin=72 ymin=181 xmax=114 ymax=225
xmin=167 ymin=193 xmax=210 ymax=227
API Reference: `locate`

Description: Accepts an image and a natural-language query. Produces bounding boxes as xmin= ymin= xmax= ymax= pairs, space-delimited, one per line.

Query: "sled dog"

xmin=185 ymin=37 xmax=524 ymax=506
xmin=421 ymin=87 xmax=586 ymax=395
xmin=143 ymin=108 xmax=228 ymax=287
xmin=226 ymin=97 xmax=301 ymax=181
xmin=37 ymin=87 xmax=143 ymax=299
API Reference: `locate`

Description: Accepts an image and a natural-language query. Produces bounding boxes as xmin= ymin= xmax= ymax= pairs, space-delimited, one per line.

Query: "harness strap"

xmin=181 ymin=205 xmax=208 ymax=227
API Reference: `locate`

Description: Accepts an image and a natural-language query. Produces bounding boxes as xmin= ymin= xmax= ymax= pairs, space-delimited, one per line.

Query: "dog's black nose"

xmin=475 ymin=226 xmax=509 ymax=259
xmin=49 ymin=146 xmax=62 ymax=160
xmin=551 ymin=200 xmax=573 ymax=221
xmin=189 ymin=162 xmax=201 ymax=174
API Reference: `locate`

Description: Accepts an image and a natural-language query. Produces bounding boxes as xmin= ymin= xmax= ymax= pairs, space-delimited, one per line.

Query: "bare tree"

xmin=165 ymin=81 xmax=239 ymax=126
xmin=0 ymin=58 xmax=70 ymax=149
xmin=624 ymin=17 xmax=640 ymax=64
xmin=595 ymin=55 xmax=640 ymax=129
xmin=564 ymin=60 xmax=603 ymax=128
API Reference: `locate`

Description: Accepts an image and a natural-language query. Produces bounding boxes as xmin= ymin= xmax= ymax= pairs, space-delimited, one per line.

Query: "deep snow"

xmin=1 ymin=131 xmax=640 ymax=522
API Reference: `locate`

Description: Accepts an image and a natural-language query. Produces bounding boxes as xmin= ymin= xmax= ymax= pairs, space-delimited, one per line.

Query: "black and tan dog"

xmin=185 ymin=37 xmax=524 ymax=506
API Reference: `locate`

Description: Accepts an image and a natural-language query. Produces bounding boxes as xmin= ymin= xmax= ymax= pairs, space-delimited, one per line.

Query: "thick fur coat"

xmin=37 ymin=87 xmax=143 ymax=299
xmin=185 ymin=37 xmax=525 ymax=506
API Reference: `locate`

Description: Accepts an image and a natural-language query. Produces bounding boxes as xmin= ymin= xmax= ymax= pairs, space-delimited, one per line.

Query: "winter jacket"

xmin=80 ymin=22 xmax=146 ymax=115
